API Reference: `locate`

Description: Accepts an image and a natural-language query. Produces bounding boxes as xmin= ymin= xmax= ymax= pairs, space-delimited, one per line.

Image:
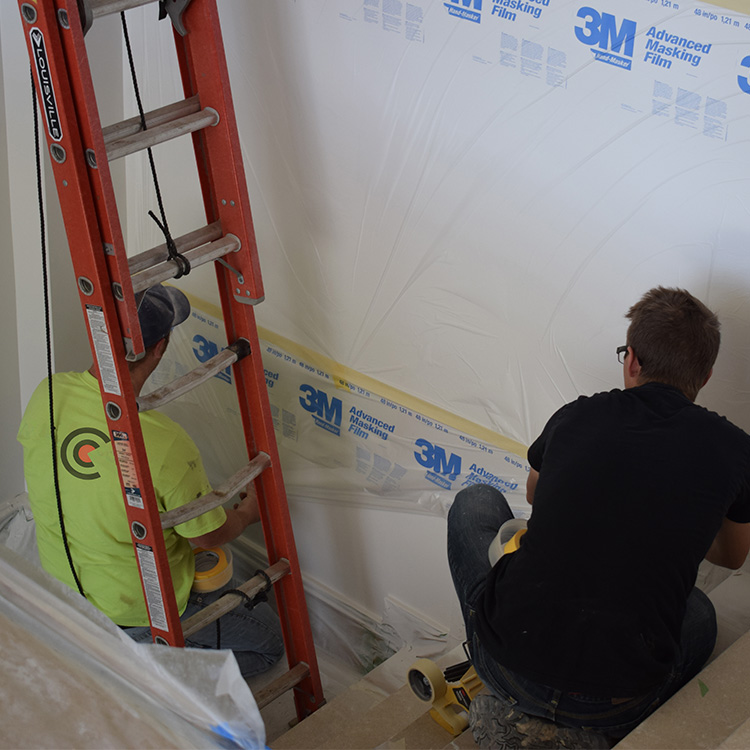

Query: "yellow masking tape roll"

xmin=503 ymin=528 xmax=527 ymax=555
xmin=192 ymin=546 xmax=233 ymax=592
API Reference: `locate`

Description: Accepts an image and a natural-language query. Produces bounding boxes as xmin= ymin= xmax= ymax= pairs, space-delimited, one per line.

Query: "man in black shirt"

xmin=448 ymin=287 xmax=750 ymax=747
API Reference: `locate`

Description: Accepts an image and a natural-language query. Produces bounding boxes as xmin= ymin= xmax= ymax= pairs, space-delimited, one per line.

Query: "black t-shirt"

xmin=475 ymin=383 xmax=750 ymax=695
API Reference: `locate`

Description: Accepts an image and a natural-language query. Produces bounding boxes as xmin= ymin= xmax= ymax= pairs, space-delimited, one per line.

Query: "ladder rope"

xmin=31 ymin=67 xmax=85 ymax=598
xmin=120 ymin=11 xmax=191 ymax=278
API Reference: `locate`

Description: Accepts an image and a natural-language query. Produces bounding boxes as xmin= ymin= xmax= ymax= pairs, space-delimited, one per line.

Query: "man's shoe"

xmin=469 ymin=694 xmax=614 ymax=749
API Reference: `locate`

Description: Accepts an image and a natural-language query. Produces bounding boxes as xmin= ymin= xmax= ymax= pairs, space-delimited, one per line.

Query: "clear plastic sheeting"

xmin=149 ymin=295 xmax=533 ymax=519
xmin=0 ymin=542 xmax=266 ymax=750
xmin=124 ymin=0 xmax=750 ymax=455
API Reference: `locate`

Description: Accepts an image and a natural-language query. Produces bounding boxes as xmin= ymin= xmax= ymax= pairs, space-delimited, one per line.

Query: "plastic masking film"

xmin=0 ymin=543 xmax=266 ymax=749
xmin=148 ymin=293 xmax=533 ymax=518
xmin=125 ymin=0 xmax=750 ymax=461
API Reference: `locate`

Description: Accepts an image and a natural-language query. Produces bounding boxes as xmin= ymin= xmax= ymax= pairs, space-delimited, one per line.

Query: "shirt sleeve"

xmin=527 ymin=401 xmax=576 ymax=471
xmin=726 ymin=481 xmax=750 ymax=524
xmin=150 ymin=418 xmax=227 ymax=539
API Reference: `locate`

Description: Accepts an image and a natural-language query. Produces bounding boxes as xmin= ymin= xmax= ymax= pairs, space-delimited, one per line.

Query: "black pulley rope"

xmin=120 ymin=12 xmax=191 ymax=278
xmin=31 ymin=68 xmax=86 ymax=598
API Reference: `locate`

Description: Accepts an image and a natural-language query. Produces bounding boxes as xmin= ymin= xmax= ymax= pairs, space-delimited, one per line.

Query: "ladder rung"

xmin=137 ymin=339 xmax=250 ymax=411
xmin=102 ymin=96 xmax=201 ymax=145
xmin=128 ymin=221 xmax=223 ymax=276
xmin=131 ymin=234 xmax=241 ymax=293
xmin=181 ymin=559 xmax=291 ymax=638
xmin=105 ymin=108 xmax=219 ymax=162
xmin=160 ymin=452 xmax=272 ymax=530
xmin=87 ymin=0 xmax=156 ymax=20
xmin=253 ymin=662 xmax=312 ymax=709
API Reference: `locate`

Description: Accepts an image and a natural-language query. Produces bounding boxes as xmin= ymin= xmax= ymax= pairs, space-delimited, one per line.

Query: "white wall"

xmin=0 ymin=10 xmax=24 ymax=498
xmin=4 ymin=0 xmax=750 ymax=655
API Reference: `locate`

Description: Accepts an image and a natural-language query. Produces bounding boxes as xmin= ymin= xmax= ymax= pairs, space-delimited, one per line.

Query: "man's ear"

xmin=626 ymin=346 xmax=642 ymax=380
xmin=702 ymin=368 xmax=713 ymax=388
xmin=153 ymin=337 xmax=169 ymax=360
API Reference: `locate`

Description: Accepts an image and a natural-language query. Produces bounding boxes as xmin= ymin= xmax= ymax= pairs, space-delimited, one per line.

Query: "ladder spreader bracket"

xmin=160 ymin=0 xmax=194 ymax=36
xmin=181 ymin=558 xmax=291 ymax=638
xmin=160 ymin=452 xmax=271 ymax=529
xmin=136 ymin=337 xmax=250 ymax=411
xmin=233 ymin=292 xmax=265 ymax=306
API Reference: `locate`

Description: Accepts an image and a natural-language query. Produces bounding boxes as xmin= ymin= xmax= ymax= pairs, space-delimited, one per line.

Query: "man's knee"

xmin=449 ymin=483 xmax=508 ymax=524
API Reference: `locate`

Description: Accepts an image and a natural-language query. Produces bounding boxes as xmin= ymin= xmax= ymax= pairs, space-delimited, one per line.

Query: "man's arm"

xmin=526 ymin=468 xmax=539 ymax=505
xmin=188 ymin=484 xmax=260 ymax=548
xmin=705 ymin=517 xmax=750 ymax=570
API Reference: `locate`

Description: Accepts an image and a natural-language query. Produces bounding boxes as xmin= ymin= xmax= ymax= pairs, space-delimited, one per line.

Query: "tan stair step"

xmin=273 ymin=683 xmax=428 ymax=749
xmin=615 ymin=628 xmax=750 ymax=749
xmin=377 ymin=710 xmax=476 ymax=749
xmin=720 ymin=716 xmax=750 ymax=749
xmin=272 ymin=646 xmax=465 ymax=749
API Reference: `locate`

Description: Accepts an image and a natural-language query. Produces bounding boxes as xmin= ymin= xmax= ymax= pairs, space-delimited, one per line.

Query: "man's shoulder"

xmin=559 ymin=388 xmax=624 ymax=413
xmin=689 ymin=401 xmax=750 ymax=444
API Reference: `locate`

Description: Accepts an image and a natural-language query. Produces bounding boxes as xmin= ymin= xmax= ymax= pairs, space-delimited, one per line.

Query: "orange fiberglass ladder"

xmin=17 ymin=0 xmax=324 ymax=720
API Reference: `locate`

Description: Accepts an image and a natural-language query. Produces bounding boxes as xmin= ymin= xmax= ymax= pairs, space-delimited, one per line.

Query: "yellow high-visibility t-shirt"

xmin=17 ymin=371 xmax=226 ymax=626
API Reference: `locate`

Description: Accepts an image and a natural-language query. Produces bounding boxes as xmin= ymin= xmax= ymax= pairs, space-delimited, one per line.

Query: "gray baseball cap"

xmin=136 ymin=284 xmax=190 ymax=349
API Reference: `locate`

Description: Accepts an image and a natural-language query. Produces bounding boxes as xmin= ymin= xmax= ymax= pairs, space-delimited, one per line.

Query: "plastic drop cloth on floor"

xmin=0 ymin=505 xmax=266 ymax=750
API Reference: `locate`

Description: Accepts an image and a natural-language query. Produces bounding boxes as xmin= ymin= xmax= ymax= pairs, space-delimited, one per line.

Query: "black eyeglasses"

xmin=616 ymin=345 xmax=644 ymax=366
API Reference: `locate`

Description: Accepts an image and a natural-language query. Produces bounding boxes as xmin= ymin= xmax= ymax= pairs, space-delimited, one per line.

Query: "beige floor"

xmin=263 ymin=564 xmax=750 ymax=750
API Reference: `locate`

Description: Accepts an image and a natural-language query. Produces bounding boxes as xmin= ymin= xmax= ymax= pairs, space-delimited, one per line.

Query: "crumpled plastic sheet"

xmin=0 ymin=501 xmax=267 ymax=750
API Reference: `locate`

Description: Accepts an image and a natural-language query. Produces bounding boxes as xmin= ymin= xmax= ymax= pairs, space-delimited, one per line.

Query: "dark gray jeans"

xmin=123 ymin=578 xmax=285 ymax=678
xmin=447 ymin=483 xmax=717 ymax=738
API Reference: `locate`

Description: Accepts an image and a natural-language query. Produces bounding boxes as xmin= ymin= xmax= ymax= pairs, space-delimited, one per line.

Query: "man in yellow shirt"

xmin=18 ymin=284 xmax=283 ymax=676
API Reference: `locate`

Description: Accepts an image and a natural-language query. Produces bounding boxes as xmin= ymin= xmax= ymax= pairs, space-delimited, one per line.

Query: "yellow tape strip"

xmin=699 ymin=0 xmax=749 ymax=14
xmin=179 ymin=289 xmax=528 ymax=459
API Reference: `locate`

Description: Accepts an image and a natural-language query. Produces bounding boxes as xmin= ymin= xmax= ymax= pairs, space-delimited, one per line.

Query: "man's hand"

xmin=233 ymin=484 xmax=261 ymax=525
xmin=188 ymin=483 xmax=261 ymax=548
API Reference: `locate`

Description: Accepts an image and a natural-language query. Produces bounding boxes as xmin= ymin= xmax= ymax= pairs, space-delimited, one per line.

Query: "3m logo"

xmin=575 ymin=7 xmax=636 ymax=70
xmin=414 ymin=439 xmax=462 ymax=489
xmin=739 ymin=55 xmax=750 ymax=94
xmin=444 ymin=0 xmax=482 ymax=24
xmin=192 ymin=335 xmax=231 ymax=384
xmin=299 ymin=385 xmax=342 ymax=436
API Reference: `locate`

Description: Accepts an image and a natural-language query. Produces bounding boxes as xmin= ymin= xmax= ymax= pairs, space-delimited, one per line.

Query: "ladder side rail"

xmin=172 ymin=2 xmax=264 ymax=302
xmin=59 ymin=0 xmax=145 ymax=357
xmin=18 ymin=0 xmax=184 ymax=645
xmin=221 ymin=287 xmax=325 ymax=718
xmin=174 ymin=0 xmax=324 ymax=717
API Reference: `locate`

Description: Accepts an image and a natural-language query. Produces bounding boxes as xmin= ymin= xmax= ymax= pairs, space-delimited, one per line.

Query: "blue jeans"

xmin=447 ymin=483 xmax=717 ymax=738
xmin=124 ymin=579 xmax=285 ymax=678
